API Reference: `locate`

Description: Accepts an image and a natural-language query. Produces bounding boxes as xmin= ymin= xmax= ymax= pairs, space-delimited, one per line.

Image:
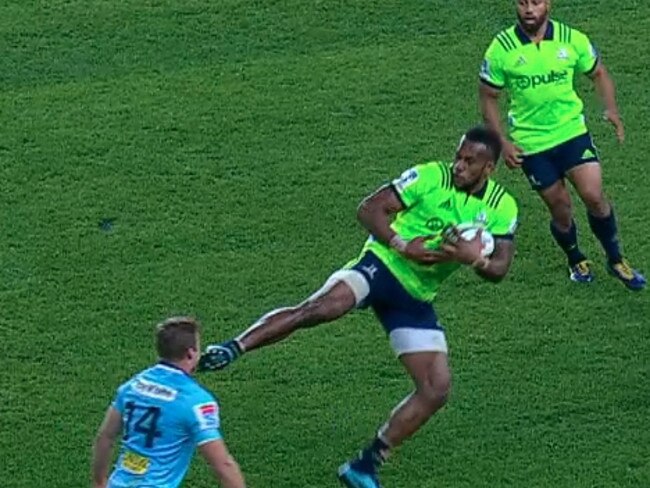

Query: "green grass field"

xmin=2 ymin=1 xmax=649 ymax=487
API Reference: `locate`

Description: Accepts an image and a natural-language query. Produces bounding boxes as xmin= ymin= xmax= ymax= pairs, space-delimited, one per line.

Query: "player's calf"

xmin=338 ymin=384 xmax=450 ymax=488
xmin=416 ymin=378 xmax=451 ymax=413
xmin=338 ymin=350 xmax=450 ymax=488
xmin=380 ymin=375 xmax=451 ymax=445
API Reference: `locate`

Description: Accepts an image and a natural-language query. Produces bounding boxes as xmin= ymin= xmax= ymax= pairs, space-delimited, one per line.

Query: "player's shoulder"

xmin=114 ymin=377 xmax=133 ymax=399
xmin=184 ymin=380 xmax=219 ymax=408
xmin=551 ymin=19 xmax=589 ymax=44
xmin=111 ymin=369 xmax=146 ymax=409
xmin=487 ymin=24 xmax=519 ymax=55
xmin=122 ymin=366 xmax=180 ymax=402
xmin=116 ymin=366 xmax=153 ymax=395
xmin=185 ymin=382 xmax=221 ymax=428
xmin=394 ymin=161 xmax=452 ymax=192
xmin=419 ymin=160 xmax=453 ymax=188
xmin=484 ymin=179 xmax=518 ymax=213
xmin=121 ymin=363 xmax=208 ymax=406
xmin=153 ymin=377 xmax=219 ymax=427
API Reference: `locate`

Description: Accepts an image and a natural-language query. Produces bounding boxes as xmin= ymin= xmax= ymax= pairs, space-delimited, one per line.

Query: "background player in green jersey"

xmin=479 ymin=0 xmax=645 ymax=290
xmin=199 ymin=126 xmax=518 ymax=488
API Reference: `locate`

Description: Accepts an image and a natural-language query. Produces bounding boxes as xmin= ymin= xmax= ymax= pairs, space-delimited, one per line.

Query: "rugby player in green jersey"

xmin=479 ymin=0 xmax=645 ymax=290
xmin=200 ymin=127 xmax=518 ymax=488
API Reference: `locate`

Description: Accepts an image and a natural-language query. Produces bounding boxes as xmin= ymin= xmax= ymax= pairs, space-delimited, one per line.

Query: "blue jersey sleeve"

xmin=186 ymin=389 xmax=222 ymax=446
xmin=111 ymin=381 xmax=130 ymax=414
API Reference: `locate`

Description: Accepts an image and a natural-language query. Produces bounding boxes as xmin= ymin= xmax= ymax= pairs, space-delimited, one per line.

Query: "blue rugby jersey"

xmin=107 ymin=362 xmax=221 ymax=488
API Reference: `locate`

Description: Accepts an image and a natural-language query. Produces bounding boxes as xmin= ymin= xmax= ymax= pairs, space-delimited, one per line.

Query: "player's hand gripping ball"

xmin=447 ymin=223 xmax=495 ymax=257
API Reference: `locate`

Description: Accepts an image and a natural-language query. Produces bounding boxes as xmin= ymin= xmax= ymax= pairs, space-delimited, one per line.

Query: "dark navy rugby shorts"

xmin=350 ymin=252 xmax=441 ymax=334
xmin=521 ymin=132 xmax=599 ymax=191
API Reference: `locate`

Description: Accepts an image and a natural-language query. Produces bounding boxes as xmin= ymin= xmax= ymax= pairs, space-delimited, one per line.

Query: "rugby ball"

xmin=454 ymin=223 xmax=495 ymax=257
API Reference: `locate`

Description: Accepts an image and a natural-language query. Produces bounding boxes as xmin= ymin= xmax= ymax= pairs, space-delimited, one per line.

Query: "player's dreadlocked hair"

xmin=464 ymin=126 xmax=502 ymax=164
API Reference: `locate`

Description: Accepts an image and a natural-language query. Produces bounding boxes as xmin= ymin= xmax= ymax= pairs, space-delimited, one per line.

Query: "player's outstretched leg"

xmin=338 ymin=350 xmax=450 ymax=487
xmin=569 ymin=164 xmax=646 ymax=290
xmin=539 ymin=181 xmax=593 ymax=282
xmin=199 ymin=271 xmax=365 ymax=371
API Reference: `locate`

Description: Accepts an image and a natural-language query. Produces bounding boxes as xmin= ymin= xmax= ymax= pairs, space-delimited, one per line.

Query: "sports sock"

xmin=228 ymin=339 xmax=243 ymax=357
xmin=587 ymin=210 xmax=622 ymax=264
xmin=550 ymin=220 xmax=586 ymax=266
xmin=351 ymin=436 xmax=390 ymax=474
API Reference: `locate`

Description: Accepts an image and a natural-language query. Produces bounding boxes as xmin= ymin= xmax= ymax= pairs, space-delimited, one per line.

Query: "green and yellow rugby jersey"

xmin=359 ymin=162 xmax=518 ymax=303
xmin=480 ymin=20 xmax=599 ymax=154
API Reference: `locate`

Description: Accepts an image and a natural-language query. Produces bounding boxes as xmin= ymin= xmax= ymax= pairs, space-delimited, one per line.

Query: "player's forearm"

xmin=479 ymin=89 xmax=506 ymax=141
xmin=473 ymin=257 xmax=509 ymax=282
xmin=91 ymin=436 xmax=114 ymax=487
xmin=357 ymin=199 xmax=398 ymax=246
xmin=213 ymin=459 xmax=246 ymax=488
xmin=592 ymin=68 xmax=620 ymax=115
xmin=357 ymin=186 xmax=406 ymax=251
xmin=472 ymin=242 xmax=513 ymax=283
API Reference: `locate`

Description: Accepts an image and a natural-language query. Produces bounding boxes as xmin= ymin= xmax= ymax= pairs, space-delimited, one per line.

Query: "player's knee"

xmin=417 ymin=374 xmax=451 ymax=411
xmin=551 ymin=217 xmax=572 ymax=233
xmin=546 ymin=205 xmax=571 ymax=229
xmin=549 ymin=202 xmax=574 ymax=231
xmin=583 ymin=192 xmax=609 ymax=216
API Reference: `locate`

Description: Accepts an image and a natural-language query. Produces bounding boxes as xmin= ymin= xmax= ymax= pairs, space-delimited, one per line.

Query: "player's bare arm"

xmin=440 ymin=230 xmax=515 ymax=282
xmin=92 ymin=407 xmax=122 ymax=488
xmin=473 ymin=238 xmax=515 ymax=282
xmin=478 ymin=83 xmax=523 ymax=168
xmin=199 ymin=440 xmax=246 ymax=488
xmin=589 ymin=61 xmax=625 ymax=142
xmin=357 ymin=186 xmax=444 ymax=265
xmin=478 ymin=82 xmax=505 ymax=140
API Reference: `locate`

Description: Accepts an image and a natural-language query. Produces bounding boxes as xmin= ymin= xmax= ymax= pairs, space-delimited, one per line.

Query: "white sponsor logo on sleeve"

xmin=480 ymin=59 xmax=490 ymax=78
xmin=508 ymin=218 xmax=519 ymax=234
xmin=393 ymin=168 xmax=419 ymax=192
